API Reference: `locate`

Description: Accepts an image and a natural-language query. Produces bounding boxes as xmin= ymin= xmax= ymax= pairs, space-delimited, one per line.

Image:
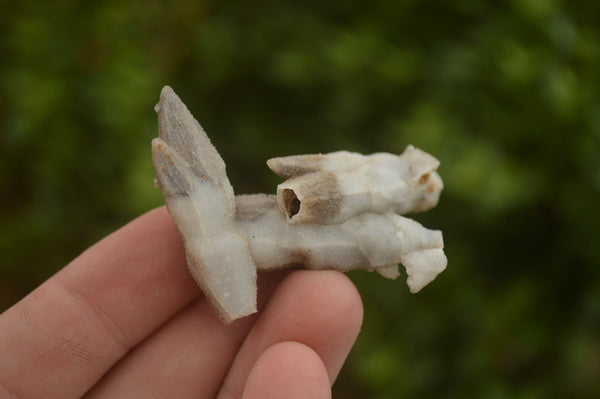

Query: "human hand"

xmin=0 ymin=207 xmax=363 ymax=398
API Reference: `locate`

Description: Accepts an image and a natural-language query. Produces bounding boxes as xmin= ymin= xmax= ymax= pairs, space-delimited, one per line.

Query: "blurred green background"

xmin=1 ymin=1 xmax=599 ymax=397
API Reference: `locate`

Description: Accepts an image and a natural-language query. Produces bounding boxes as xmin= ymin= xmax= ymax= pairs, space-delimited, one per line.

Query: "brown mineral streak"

xmin=305 ymin=172 xmax=343 ymax=222
xmin=267 ymin=154 xmax=326 ymax=178
xmin=290 ymin=248 xmax=310 ymax=267
xmin=282 ymin=172 xmax=343 ymax=223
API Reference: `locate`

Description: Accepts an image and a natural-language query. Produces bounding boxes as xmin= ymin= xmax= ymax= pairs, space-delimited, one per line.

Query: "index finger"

xmin=0 ymin=207 xmax=200 ymax=399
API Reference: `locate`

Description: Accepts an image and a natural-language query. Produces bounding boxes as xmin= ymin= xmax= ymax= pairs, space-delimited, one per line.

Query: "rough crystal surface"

xmin=152 ymin=86 xmax=447 ymax=323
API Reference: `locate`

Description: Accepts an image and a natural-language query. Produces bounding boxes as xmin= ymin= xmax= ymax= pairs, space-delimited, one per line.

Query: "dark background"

xmin=1 ymin=1 xmax=599 ymax=397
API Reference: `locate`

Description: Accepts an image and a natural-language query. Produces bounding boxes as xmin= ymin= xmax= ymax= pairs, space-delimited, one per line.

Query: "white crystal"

xmin=268 ymin=148 xmax=443 ymax=224
xmin=152 ymin=86 xmax=447 ymax=324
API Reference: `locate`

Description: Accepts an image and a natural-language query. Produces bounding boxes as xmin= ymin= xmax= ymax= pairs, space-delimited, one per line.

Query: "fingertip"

xmin=242 ymin=341 xmax=331 ymax=399
xmin=276 ymin=270 xmax=363 ymax=342
xmin=216 ymin=270 xmax=364 ymax=398
xmin=261 ymin=270 xmax=364 ymax=381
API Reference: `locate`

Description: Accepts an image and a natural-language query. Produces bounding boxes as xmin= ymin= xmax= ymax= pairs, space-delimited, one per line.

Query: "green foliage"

xmin=1 ymin=1 xmax=599 ymax=397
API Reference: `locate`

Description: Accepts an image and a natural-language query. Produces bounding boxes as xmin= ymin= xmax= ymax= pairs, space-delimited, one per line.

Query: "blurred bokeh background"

xmin=1 ymin=1 xmax=599 ymax=397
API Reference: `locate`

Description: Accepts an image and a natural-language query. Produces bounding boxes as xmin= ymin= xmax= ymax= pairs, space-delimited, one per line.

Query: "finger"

xmin=84 ymin=298 xmax=254 ymax=399
xmin=0 ymin=207 xmax=200 ymax=399
xmin=84 ymin=270 xmax=288 ymax=399
xmin=218 ymin=270 xmax=363 ymax=399
xmin=242 ymin=341 xmax=331 ymax=399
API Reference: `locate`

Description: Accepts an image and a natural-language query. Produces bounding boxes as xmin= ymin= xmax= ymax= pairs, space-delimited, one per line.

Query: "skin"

xmin=0 ymin=207 xmax=363 ymax=399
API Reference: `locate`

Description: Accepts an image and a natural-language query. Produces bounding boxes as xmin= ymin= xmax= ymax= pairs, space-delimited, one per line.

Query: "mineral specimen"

xmin=152 ymin=86 xmax=447 ymax=324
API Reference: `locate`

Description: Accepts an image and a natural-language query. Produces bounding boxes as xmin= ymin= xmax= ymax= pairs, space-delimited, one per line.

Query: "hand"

xmin=0 ymin=207 xmax=363 ymax=398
